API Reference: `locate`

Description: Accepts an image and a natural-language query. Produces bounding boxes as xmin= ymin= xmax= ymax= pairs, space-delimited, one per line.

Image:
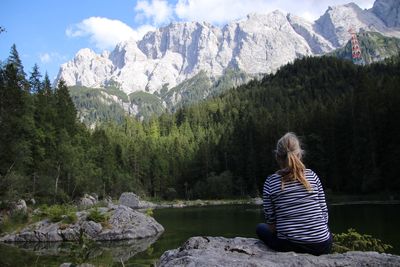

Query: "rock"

xmin=97 ymin=205 xmax=164 ymax=240
xmin=0 ymin=205 xmax=164 ymax=242
xmin=119 ymin=192 xmax=140 ymax=209
xmin=103 ymin=195 xmax=113 ymax=205
xmin=157 ymin=236 xmax=400 ymax=267
xmin=137 ymin=200 xmax=158 ymax=209
xmin=12 ymin=199 xmax=27 ymax=214
xmin=29 ymin=198 xmax=36 ymax=205
xmin=79 ymin=193 xmax=98 ymax=208
xmin=81 ymin=220 xmax=102 ymax=238
xmin=372 ymin=0 xmax=400 ymax=28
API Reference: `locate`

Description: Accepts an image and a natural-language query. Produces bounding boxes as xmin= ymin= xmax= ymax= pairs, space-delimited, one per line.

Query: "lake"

xmin=0 ymin=203 xmax=399 ymax=266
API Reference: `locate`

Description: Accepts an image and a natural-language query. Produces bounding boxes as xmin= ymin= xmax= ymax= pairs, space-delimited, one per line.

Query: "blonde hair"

xmin=275 ymin=132 xmax=311 ymax=191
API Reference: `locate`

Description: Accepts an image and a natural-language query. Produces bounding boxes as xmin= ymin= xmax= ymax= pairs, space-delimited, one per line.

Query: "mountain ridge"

xmin=57 ymin=0 xmax=400 ymax=122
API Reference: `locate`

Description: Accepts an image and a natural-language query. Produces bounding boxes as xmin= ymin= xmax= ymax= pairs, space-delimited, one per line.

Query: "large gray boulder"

xmin=0 ymin=205 xmax=164 ymax=242
xmin=119 ymin=192 xmax=140 ymax=209
xmin=157 ymin=236 xmax=400 ymax=267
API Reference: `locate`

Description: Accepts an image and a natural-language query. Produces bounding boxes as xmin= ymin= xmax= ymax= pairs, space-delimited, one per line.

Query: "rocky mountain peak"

xmin=372 ymin=0 xmax=400 ymax=27
xmin=314 ymin=1 xmax=391 ymax=46
xmin=56 ymin=0 xmax=400 ymax=98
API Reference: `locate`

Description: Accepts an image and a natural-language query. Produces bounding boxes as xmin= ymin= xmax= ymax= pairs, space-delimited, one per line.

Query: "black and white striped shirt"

xmin=263 ymin=169 xmax=330 ymax=243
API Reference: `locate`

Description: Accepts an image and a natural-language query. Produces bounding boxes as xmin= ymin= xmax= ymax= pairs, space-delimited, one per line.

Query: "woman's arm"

xmin=315 ymin=174 xmax=328 ymax=224
xmin=263 ymin=176 xmax=276 ymax=225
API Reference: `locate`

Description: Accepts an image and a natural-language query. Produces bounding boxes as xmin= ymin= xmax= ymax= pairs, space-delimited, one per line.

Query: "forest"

xmin=1 ymin=44 xmax=399 ymax=203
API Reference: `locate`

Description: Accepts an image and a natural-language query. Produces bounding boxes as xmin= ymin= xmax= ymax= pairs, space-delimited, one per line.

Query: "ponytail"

xmin=275 ymin=132 xmax=312 ymax=191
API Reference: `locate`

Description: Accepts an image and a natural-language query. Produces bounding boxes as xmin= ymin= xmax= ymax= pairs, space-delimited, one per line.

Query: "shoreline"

xmin=147 ymin=197 xmax=400 ymax=209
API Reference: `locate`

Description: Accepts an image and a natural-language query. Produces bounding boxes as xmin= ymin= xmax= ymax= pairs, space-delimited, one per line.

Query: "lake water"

xmin=0 ymin=203 xmax=399 ymax=266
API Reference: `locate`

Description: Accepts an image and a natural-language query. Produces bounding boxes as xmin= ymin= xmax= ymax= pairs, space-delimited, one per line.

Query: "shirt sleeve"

xmin=263 ymin=176 xmax=276 ymax=224
xmin=315 ymin=172 xmax=329 ymax=224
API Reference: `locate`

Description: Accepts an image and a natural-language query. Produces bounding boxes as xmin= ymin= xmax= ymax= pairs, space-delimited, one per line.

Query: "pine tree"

xmin=55 ymin=79 xmax=77 ymax=135
xmin=29 ymin=64 xmax=42 ymax=94
xmin=7 ymin=44 xmax=28 ymax=91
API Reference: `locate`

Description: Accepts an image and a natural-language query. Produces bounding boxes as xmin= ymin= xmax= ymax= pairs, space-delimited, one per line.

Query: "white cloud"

xmin=39 ymin=52 xmax=67 ymax=64
xmin=66 ymin=17 xmax=154 ymax=50
xmin=39 ymin=53 xmax=51 ymax=63
xmin=135 ymin=0 xmax=173 ymax=25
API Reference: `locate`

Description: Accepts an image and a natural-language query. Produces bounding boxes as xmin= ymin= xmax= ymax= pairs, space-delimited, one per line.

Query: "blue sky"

xmin=0 ymin=0 xmax=375 ymax=81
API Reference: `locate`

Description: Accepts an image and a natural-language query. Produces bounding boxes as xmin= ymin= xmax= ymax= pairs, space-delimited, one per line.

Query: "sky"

xmin=0 ymin=0 xmax=375 ymax=81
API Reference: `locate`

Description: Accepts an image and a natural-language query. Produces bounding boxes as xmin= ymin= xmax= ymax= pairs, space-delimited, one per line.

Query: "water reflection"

xmin=1 ymin=233 xmax=161 ymax=264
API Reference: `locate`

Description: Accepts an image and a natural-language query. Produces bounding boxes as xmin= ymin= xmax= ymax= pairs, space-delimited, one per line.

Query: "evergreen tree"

xmin=29 ymin=64 xmax=42 ymax=94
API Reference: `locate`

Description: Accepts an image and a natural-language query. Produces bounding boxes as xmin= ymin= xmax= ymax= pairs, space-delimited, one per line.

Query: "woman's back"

xmin=256 ymin=132 xmax=332 ymax=255
xmin=263 ymin=169 xmax=330 ymax=243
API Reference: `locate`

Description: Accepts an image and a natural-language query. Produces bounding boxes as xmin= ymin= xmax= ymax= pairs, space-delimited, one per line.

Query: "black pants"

xmin=256 ymin=223 xmax=332 ymax=256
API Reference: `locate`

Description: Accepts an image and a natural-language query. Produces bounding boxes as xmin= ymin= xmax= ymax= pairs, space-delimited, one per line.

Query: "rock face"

xmin=0 ymin=205 xmax=164 ymax=242
xmin=57 ymin=1 xmax=400 ymax=97
xmin=157 ymin=236 xmax=400 ymax=267
xmin=372 ymin=0 xmax=400 ymax=28
xmin=57 ymin=10 xmax=314 ymax=95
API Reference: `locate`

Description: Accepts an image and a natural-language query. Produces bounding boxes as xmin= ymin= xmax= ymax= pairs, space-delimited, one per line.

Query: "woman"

xmin=256 ymin=132 xmax=332 ymax=255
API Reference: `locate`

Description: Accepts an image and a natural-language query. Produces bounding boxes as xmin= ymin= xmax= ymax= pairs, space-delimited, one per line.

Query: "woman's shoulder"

xmin=305 ymin=169 xmax=321 ymax=182
xmin=305 ymin=168 xmax=317 ymax=176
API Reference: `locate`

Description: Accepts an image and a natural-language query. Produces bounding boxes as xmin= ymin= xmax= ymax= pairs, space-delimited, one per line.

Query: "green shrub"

xmin=145 ymin=208 xmax=154 ymax=217
xmin=332 ymin=228 xmax=393 ymax=253
xmin=87 ymin=208 xmax=109 ymax=223
xmin=41 ymin=204 xmax=77 ymax=223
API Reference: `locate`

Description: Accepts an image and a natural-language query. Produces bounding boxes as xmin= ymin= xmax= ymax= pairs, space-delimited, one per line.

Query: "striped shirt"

xmin=263 ymin=169 xmax=330 ymax=243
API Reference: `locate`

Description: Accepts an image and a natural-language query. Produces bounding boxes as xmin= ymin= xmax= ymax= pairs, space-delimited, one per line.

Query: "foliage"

xmin=1 ymin=44 xmax=400 ymax=202
xmin=0 ymin=210 xmax=29 ymax=234
xmin=330 ymin=31 xmax=400 ymax=64
xmin=332 ymin=228 xmax=393 ymax=253
xmin=40 ymin=204 xmax=77 ymax=223
xmin=129 ymin=91 xmax=165 ymax=119
xmin=87 ymin=208 xmax=109 ymax=224
xmin=145 ymin=208 xmax=154 ymax=217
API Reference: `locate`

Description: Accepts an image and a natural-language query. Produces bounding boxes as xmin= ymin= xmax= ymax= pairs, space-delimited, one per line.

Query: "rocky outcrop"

xmin=0 ymin=205 xmax=164 ymax=242
xmin=157 ymin=236 xmax=400 ymax=267
xmin=372 ymin=0 xmax=400 ymax=28
xmin=78 ymin=193 xmax=98 ymax=208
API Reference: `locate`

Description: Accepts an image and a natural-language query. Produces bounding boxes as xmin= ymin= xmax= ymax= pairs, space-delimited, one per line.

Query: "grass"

xmin=0 ymin=210 xmax=29 ymax=234
xmin=39 ymin=204 xmax=78 ymax=223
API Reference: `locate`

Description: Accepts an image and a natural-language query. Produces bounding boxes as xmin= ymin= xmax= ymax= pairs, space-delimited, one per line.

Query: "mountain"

xmin=57 ymin=0 xmax=400 ymax=123
xmin=58 ymin=11 xmax=314 ymax=95
xmin=372 ymin=0 xmax=400 ymax=27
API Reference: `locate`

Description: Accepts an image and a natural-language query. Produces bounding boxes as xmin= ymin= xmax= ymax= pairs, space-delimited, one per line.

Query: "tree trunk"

xmin=54 ymin=163 xmax=60 ymax=203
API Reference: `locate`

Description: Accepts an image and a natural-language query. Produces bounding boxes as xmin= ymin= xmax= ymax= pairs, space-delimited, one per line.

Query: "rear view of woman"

xmin=256 ymin=132 xmax=332 ymax=255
